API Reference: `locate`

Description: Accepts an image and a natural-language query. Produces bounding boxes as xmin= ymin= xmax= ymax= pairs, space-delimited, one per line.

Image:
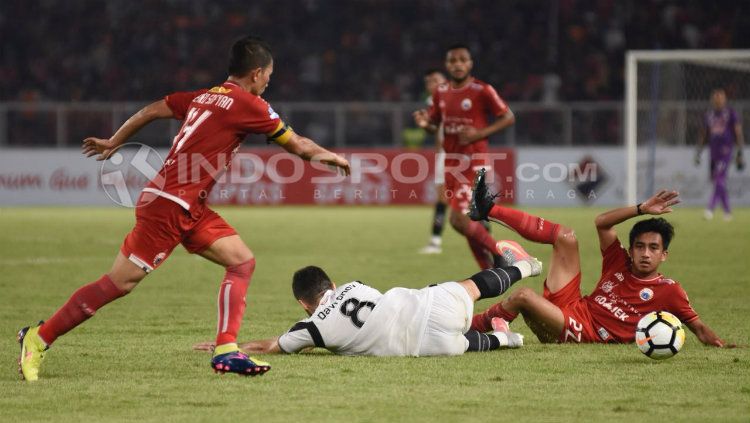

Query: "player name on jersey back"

xmin=278 ymin=281 xmax=433 ymax=356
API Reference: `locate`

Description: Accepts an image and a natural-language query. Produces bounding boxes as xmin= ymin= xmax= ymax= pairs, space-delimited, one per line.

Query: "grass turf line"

xmin=0 ymin=206 xmax=748 ymax=423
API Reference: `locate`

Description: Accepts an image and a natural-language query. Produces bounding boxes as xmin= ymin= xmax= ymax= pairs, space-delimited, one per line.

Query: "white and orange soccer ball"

xmin=635 ymin=311 xmax=685 ymax=360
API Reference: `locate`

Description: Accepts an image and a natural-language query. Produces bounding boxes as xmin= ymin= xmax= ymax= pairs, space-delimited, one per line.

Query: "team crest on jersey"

xmin=209 ymin=86 xmax=232 ymax=94
xmin=461 ymin=98 xmax=472 ymax=111
xmin=615 ymin=272 xmax=624 ymax=282
xmin=601 ymin=280 xmax=615 ymax=293
xmin=639 ymin=288 xmax=654 ymax=301
xmin=153 ymin=252 xmax=167 ymax=267
xmin=267 ymin=105 xmax=279 ymax=120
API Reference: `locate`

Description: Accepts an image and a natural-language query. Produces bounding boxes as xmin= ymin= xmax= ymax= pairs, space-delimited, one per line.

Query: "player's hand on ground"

xmin=640 ymin=190 xmax=680 ymax=215
xmin=413 ymin=109 xmax=431 ymax=129
xmin=722 ymin=342 xmax=743 ymax=348
xmin=192 ymin=341 xmax=216 ymax=352
xmin=458 ymin=126 xmax=481 ymax=145
xmin=82 ymin=137 xmax=118 ymax=161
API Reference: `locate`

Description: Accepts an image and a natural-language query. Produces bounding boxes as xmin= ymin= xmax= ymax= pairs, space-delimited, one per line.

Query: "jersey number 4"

xmin=173 ymin=107 xmax=212 ymax=152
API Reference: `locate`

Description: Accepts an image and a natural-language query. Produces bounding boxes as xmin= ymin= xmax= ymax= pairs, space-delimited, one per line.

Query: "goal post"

xmin=624 ymin=49 xmax=750 ymax=206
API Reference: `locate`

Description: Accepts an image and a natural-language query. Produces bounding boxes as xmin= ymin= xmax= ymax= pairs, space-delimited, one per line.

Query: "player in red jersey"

xmin=413 ymin=44 xmax=515 ymax=269
xmin=17 ymin=36 xmax=350 ymax=381
xmin=468 ymin=169 xmax=729 ymax=347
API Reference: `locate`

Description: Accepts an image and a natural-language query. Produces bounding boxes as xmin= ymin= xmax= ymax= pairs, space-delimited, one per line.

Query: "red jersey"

xmin=427 ymin=78 xmax=509 ymax=157
xmin=584 ymin=240 xmax=699 ymax=343
xmin=143 ymin=81 xmax=292 ymax=213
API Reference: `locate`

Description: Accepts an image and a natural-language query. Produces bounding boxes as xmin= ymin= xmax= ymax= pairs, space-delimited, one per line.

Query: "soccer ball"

xmin=635 ymin=311 xmax=685 ymax=360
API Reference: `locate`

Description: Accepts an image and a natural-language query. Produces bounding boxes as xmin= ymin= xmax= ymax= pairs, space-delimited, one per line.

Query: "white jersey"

xmin=278 ymin=281 xmax=436 ymax=357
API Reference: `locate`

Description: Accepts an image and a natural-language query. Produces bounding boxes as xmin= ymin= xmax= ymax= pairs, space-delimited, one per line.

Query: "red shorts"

xmin=120 ymin=193 xmax=237 ymax=273
xmin=444 ymin=163 xmax=487 ymax=213
xmin=543 ymin=273 xmax=600 ymax=343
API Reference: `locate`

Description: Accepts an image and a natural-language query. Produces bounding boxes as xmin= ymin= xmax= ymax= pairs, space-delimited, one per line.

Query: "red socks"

xmin=215 ymin=259 xmax=255 ymax=346
xmin=488 ymin=205 xmax=560 ymax=245
xmin=465 ymin=220 xmax=499 ymax=268
xmin=471 ymin=302 xmax=519 ymax=333
xmin=467 ymin=239 xmax=493 ymax=269
xmin=38 ymin=274 xmax=127 ymax=345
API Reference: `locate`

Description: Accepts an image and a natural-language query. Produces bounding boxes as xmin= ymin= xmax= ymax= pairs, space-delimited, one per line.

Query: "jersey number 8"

xmin=339 ymin=298 xmax=376 ymax=328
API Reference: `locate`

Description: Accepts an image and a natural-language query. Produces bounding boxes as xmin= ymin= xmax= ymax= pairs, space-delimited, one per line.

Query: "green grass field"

xmin=1 ymin=206 xmax=749 ymax=422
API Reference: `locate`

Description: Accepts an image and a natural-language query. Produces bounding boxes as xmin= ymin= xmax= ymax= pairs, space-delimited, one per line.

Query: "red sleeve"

xmin=164 ymin=90 xmax=207 ymax=120
xmin=602 ymin=239 xmax=629 ymax=272
xmin=240 ymin=97 xmax=284 ymax=135
xmin=483 ymin=84 xmax=509 ymax=117
xmin=427 ymin=89 xmax=442 ymax=124
xmin=237 ymin=97 xmax=294 ymax=143
xmin=665 ymin=284 xmax=699 ymax=324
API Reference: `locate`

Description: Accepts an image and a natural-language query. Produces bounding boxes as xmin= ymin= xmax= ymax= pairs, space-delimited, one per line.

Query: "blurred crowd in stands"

xmin=2 ymin=0 xmax=748 ymax=103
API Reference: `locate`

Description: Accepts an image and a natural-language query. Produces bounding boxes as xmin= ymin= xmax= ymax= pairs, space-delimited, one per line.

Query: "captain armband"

xmin=266 ymin=121 xmax=293 ymax=145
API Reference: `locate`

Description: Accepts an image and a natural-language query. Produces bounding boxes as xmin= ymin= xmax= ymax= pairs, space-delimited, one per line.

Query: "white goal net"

xmin=625 ymin=50 xmax=750 ymax=206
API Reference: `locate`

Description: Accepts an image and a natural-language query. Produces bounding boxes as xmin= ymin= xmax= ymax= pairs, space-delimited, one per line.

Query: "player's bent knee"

xmin=449 ymin=212 xmax=468 ymax=233
xmin=226 ymin=258 xmax=256 ymax=279
xmin=228 ymin=248 xmax=254 ymax=266
xmin=508 ymin=286 xmax=537 ymax=307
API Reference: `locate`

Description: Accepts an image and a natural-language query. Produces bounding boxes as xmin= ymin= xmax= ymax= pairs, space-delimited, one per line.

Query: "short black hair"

xmin=629 ymin=218 xmax=675 ymax=250
xmin=446 ymin=43 xmax=471 ymax=55
xmin=424 ymin=68 xmax=444 ymax=77
xmin=292 ymin=266 xmax=334 ymax=304
xmin=228 ymin=36 xmax=273 ymax=77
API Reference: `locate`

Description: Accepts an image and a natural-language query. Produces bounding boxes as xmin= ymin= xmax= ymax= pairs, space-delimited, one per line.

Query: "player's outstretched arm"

xmin=594 ymin=190 xmax=681 ymax=251
xmin=685 ymin=318 xmax=734 ymax=348
xmin=280 ymin=132 xmax=351 ymax=175
xmin=192 ymin=337 xmax=285 ymax=354
xmin=82 ymin=100 xmax=175 ymax=161
xmin=413 ymin=109 xmax=439 ymax=134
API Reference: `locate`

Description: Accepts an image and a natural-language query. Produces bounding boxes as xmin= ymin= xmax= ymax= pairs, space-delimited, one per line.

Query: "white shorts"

xmin=435 ymin=150 xmax=446 ymax=185
xmin=417 ymin=282 xmax=474 ymax=356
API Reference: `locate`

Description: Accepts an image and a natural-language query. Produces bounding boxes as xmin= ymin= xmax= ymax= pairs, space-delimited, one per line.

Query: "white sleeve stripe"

xmin=127 ymin=254 xmax=153 ymax=273
xmin=142 ymin=187 xmax=191 ymax=210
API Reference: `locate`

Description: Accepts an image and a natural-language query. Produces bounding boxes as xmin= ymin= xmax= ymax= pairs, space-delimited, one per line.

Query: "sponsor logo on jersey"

xmin=597 ymin=327 xmax=610 ymax=340
xmin=209 ymin=86 xmax=232 ymax=94
xmin=153 ymin=252 xmax=167 ymax=267
xmin=639 ymin=288 xmax=654 ymax=301
xmin=461 ymin=98 xmax=472 ymax=111
xmin=601 ymin=280 xmax=615 ymax=293
xmin=593 ymin=295 xmax=630 ymax=321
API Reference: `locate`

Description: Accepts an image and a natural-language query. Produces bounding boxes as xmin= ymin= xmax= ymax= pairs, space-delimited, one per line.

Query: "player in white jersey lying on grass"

xmin=194 ymin=255 xmax=541 ymax=358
